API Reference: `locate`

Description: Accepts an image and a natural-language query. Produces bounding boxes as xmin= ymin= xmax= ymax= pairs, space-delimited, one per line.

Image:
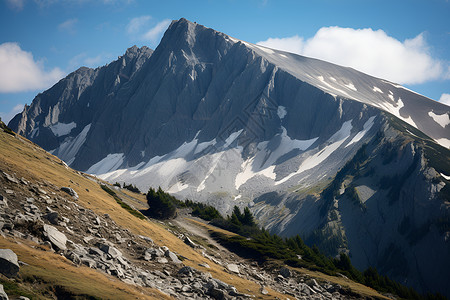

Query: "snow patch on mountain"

xmin=50 ymin=122 xmax=76 ymax=137
xmin=373 ymin=86 xmax=383 ymax=93
xmin=428 ymin=111 xmax=450 ymax=128
xmin=346 ymin=116 xmax=376 ymax=147
xmin=276 ymin=120 xmax=353 ymax=185
xmin=235 ymin=158 xmax=276 ymax=190
xmin=344 ymin=82 xmax=357 ymax=91
xmin=87 ymin=153 xmax=124 ymax=175
xmin=377 ymin=98 xmax=417 ymax=128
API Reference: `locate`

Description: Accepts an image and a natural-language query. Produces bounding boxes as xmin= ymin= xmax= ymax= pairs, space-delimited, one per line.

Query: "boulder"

xmin=44 ymin=212 xmax=59 ymax=225
xmin=226 ymin=263 xmax=239 ymax=274
xmin=61 ymin=187 xmax=78 ymax=199
xmin=279 ymin=266 xmax=291 ymax=278
xmin=98 ymin=243 xmax=122 ymax=258
xmin=178 ymin=266 xmax=196 ymax=275
xmin=43 ymin=224 xmax=67 ymax=250
xmin=165 ymin=250 xmax=182 ymax=264
xmin=260 ymin=286 xmax=269 ymax=295
xmin=0 ymin=249 xmax=20 ymax=277
xmin=208 ymin=287 xmax=227 ymax=300
xmin=65 ymin=251 xmax=81 ymax=265
xmin=0 ymin=284 xmax=8 ymax=300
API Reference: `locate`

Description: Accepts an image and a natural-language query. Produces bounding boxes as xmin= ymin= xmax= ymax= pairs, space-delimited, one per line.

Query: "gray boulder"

xmin=44 ymin=212 xmax=59 ymax=225
xmin=98 ymin=243 xmax=122 ymax=258
xmin=61 ymin=187 xmax=78 ymax=199
xmin=0 ymin=249 xmax=19 ymax=278
xmin=165 ymin=250 xmax=182 ymax=264
xmin=43 ymin=224 xmax=67 ymax=250
xmin=226 ymin=263 xmax=239 ymax=274
xmin=279 ymin=266 xmax=291 ymax=278
xmin=178 ymin=266 xmax=196 ymax=275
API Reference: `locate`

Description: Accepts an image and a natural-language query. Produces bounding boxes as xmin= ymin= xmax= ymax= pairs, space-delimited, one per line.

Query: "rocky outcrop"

xmin=0 ymin=249 xmax=19 ymax=278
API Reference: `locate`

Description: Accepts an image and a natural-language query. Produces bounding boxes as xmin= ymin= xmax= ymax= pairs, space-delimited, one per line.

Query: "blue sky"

xmin=1 ymin=0 xmax=449 ymax=123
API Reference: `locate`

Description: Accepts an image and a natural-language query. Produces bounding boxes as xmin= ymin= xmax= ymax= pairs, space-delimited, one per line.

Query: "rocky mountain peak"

xmin=7 ymin=18 xmax=450 ymax=298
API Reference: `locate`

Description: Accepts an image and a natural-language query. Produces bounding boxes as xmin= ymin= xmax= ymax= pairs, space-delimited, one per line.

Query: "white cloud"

xmin=5 ymin=0 xmax=24 ymax=10
xmin=126 ymin=15 xmax=151 ymax=35
xmin=58 ymin=18 xmax=78 ymax=34
xmin=0 ymin=103 xmax=24 ymax=124
xmin=142 ymin=19 xmax=171 ymax=43
xmin=126 ymin=17 xmax=171 ymax=45
xmin=0 ymin=42 xmax=65 ymax=93
xmin=257 ymin=27 xmax=446 ymax=85
xmin=439 ymin=93 xmax=450 ymax=106
xmin=258 ymin=35 xmax=304 ymax=55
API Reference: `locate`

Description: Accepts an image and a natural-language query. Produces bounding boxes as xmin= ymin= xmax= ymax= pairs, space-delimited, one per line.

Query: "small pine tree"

xmin=242 ymin=207 xmax=256 ymax=226
xmin=232 ymin=206 xmax=243 ymax=220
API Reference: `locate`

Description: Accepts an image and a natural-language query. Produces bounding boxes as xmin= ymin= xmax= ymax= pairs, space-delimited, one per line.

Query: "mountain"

xmin=9 ymin=18 xmax=450 ymax=297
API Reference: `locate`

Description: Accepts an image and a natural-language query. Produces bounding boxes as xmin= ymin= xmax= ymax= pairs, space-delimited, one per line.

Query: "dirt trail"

xmin=172 ymin=209 xmax=232 ymax=255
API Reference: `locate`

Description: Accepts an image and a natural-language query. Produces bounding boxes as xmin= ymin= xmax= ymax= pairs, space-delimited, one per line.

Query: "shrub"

xmin=145 ymin=187 xmax=177 ymax=219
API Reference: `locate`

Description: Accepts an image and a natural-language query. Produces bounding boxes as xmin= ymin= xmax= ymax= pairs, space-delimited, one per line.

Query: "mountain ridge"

xmin=8 ymin=18 xmax=450 ymax=297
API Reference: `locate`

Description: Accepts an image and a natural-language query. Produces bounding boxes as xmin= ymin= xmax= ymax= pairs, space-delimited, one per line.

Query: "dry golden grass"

xmin=0 ymin=132 xmax=288 ymax=299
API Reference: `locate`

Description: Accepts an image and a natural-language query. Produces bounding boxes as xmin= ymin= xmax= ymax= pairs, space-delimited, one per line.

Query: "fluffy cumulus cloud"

xmin=258 ymin=27 xmax=445 ymax=85
xmin=126 ymin=16 xmax=171 ymax=45
xmin=0 ymin=42 xmax=65 ymax=93
xmin=439 ymin=93 xmax=450 ymax=106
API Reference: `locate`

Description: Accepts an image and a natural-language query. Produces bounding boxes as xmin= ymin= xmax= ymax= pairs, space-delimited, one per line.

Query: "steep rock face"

xmin=254 ymin=116 xmax=450 ymax=296
xmin=9 ymin=45 xmax=153 ymax=165
xmin=9 ymin=18 xmax=450 ymax=297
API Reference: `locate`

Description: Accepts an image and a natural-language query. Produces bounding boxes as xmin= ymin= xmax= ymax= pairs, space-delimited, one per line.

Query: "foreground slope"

xmin=8 ymin=18 xmax=450 ymax=296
